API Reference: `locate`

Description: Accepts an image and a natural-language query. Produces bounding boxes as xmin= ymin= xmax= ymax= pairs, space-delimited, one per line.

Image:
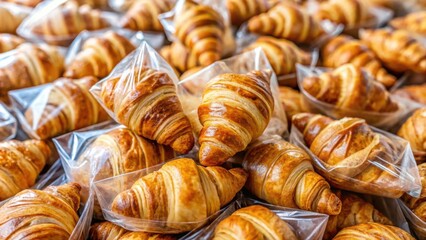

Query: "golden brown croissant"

xmin=120 ymin=232 xmax=176 ymax=240
xmin=0 ymin=43 xmax=64 ymax=102
xmin=393 ymin=83 xmax=426 ymax=105
xmin=243 ymin=137 xmax=342 ymax=215
xmin=279 ymin=86 xmax=308 ymax=123
xmin=24 ymin=77 xmax=109 ymax=140
xmin=100 ymin=67 xmax=194 ymax=154
xmin=213 ymin=205 xmax=298 ymax=240
xmin=111 ymin=158 xmax=247 ymax=232
xmin=321 ymin=35 xmax=396 ymax=88
xmin=324 ymin=190 xmax=392 ymax=239
xmin=174 ymin=1 xmax=225 ymax=66
xmin=159 ymin=42 xmax=198 ymax=74
xmin=0 ymin=33 xmax=24 ymax=53
xmin=292 ymin=113 xmax=406 ymax=198
xmin=64 ymin=31 xmax=135 ymax=79
xmin=227 ymin=0 xmax=271 ymax=26
xmin=315 ymin=0 xmax=372 ymax=28
xmin=198 ymin=70 xmax=274 ymax=166
xmin=0 ymin=183 xmax=81 ymax=240
xmin=360 ymin=29 xmax=426 ymax=74
xmin=398 ymin=108 xmax=426 ymax=153
xmin=333 ymin=222 xmax=415 ymax=240
xmin=302 ymin=64 xmax=398 ymax=112
xmin=390 ymin=11 xmax=426 ymax=36
xmin=243 ymin=36 xmax=311 ymax=77
xmin=180 ymin=66 xmax=203 ymax=80
xmin=90 ymin=221 xmax=129 ymax=240
xmin=402 ymin=163 xmax=426 ymax=222
xmin=0 ymin=139 xmax=50 ymax=200
xmin=0 ymin=6 xmax=25 ymax=34
xmin=120 ymin=0 xmax=174 ymax=32
xmin=247 ymin=2 xmax=324 ymax=43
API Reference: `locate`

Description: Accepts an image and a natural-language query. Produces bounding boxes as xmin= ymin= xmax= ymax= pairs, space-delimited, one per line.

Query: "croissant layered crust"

xmin=394 ymin=83 xmax=426 ymax=105
xmin=160 ymin=42 xmax=198 ymax=74
xmin=333 ymin=222 xmax=415 ymax=240
xmin=227 ymin=0 xmax=271 ymax=26
xmin=314 ymin=0 xmax=371 ymax=28
xmin=398 ymin=108 xmax=426 ymax=153
xmin=0 ymin=34 xmax=25 ymax=53
xmin=402 ymin=163 xmax=426 ymax=222
xmin=390 ymin=11 xmax=426 ymax=36
xmin=90 ymin=221 xmax=129 ymax=240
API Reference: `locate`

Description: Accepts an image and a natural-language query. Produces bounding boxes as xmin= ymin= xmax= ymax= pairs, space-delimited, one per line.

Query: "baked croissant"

xmin=0 ymin=6 xmax=25 ymax=34
xmin=393 ymin=83 xmax=426 ymax=105
xmin=324 ymin=190 xmax=392 ymax=239
xmin=315 ymin=0 xmax=372 ymax=28
xmin=24 ymin=77 xmax=109 ymax=140
xmin=1 ymin=0 xmax=43 ymax=7
xmin=159 ymin=42 xmax=198 ymax=74
xmin=390 ymin=11 xmax=426 ymax=36
xmin=302 ymin=64 xmax=398 ymax=112
xmin=360 ymin=29 xmax=426 ymax=74
xmin=198 ymin=70 xmax=274 ymax=166
xmin=174 ymin=1 xmax=225 ymax=66
xmin=279 ymin=86 xmax=308 ymax=123
xmin=402 ymin=163 xmax=426 ymax=222
xmin=398 ymin=108 xmax=426 ymax=153
xmin=213 ymin=205 xmax=298 ymax=240
xmin=0 ymin=139 xmax=50 ymax=200
xmin=247 ymin=2 xmax=324 ymax=43
xmin=74 ymin=0 xmax=108 ymax=8
xmin=0 ymin=183 xmax=81 ymax=240
xmin=321 ymin=35 xmax=396 ymax=88
xmin=0 ymin=43 xmax=64 ymax=102
xmin=90 ymin=221 xmax=128 ymax=239
xmin=227 ymin=0 xmax=271 ymax=26
xmin=120 ymin=0 xmax=174 ymax=32
xmin=112 ymin=158 xmax=247 ymax=232
xmin=99 ymin=67 xmax=194 ymax=154
xmin=292 ymin=113 xmax=406 ymax=198
xmin=243 ymin=137 xmax=342 ymax=215
xmin=0 ymin=33 xmax=24 ymax=53
xmin=333 ymin=222 xmax=415 ymax=240
xmin=243 ymin=36 xmax=311 ymax=77
xmin=120 ymin=232 xmax=176 ymax=240
xmin=64 ymin=31 xmax=135 ymax=79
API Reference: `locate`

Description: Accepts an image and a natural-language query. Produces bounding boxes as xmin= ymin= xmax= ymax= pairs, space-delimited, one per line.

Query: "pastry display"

xmin=0 ymin=33 xmax=24 ymax=53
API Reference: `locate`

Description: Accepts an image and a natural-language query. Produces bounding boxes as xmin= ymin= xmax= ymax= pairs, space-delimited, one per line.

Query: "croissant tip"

xmin=302 ymin=76 xmax=320 ymax=96
xmin=199 ymin=143 xmax=229 ymax=166
xmin=291 ymin=113 xmax=316 ymax=132
xmin=171 ymin=133 xmax=195 ymax=154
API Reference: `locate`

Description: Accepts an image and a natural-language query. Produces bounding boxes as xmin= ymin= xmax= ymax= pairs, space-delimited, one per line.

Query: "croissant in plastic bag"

xmin=0 ymin=103 xmax=17 ymax=141
xmin=333 ymin=222 xmax=415 ymax=240
xmin=398 ymin=108 xmax=426 ymax=164
xmin=0 ymin=33 xmax=24 ymax=53
xmin=0 ymin=5 xmax=26 ymax=34
xmin=393 ymin=83 xmax=426 ymax=106
xmin=390 ymin=11 xmax=426 ymax=36
xmin=402 ymin=163 xmax=426 ymax=222
xmin=89 ymin=221 xmax=176 ymax=240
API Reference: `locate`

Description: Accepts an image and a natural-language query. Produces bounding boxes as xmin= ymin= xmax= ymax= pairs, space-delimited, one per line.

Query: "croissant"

xmin=0 ymin=33 xmax=24 ymax=53
xmin=99 ymin=67 xmax=194 ymax=154
xmin=279 ymin=86 xmax=308 ymax=123
xmin=314 ymin=0 xmax=372 ymax=28
xmin=213 ymin=205 xmax=298 ymax=240
xmin=324 ymin=190 xmax=392 ymax=239
xmin=398 ymin=108 xmax=426 ymax=153
xmin=321 ymin=35 xmax=396 ymax=88
xmin=402 ymin=163 xmax=426 ymax=222
xmin=198 ymin=70 xmax=274 ymax=166
xmin=0 ymin=43 xmax=64 ymax=102
xmin=360 ymin=29 xmax=426 ymax=74
xmin=64 ymin=31 xmax=135 ymax=79
xmin=243 ymin=36 xmax=311 ymax=77
xmin=292 ymin=113 xmax=406 ymax=198
xmin=390 ymin=11 xmax=426 ymax=36
xmin=333 ymin=222 xmax=415 ymax=240
xmin=0 ymin=6 xmax=25 ymax=34
xmin=0 ymin=139 xmax=50 ymax=200
xmin=393 ymin=83 xmax=426 ymax=105
xmin=111 ymin=158 xmax=247 ymax=232
xmin=180 ymin=66 xmax=203 ymax=80
xmin=120 ymin=0 xmax=174 ymax=32
xmin=120 ymin=232 xmax=176 ymax=240
xmin=227 ymin=0 xmax=271 ymax=26
xmin=74 ymin=0 xmax=108 ymax=8
xmin=243 ymin=137 xmax=342 ymax=215
xmin=1 ymin=0 xmax=43 ymax=7
xmin=159 ymin=42 xmax=198 ymax=74
xmin=0 ymin=183 xmax=81 ymax=240
xmin=174 ymin=1 xmax=225 ymax=66
xmin=90 ymin=222 xmax=128 ymax=240
xmin=302 ymin=64 xmax=398 ymax=112
xmin=247 ymin=2 xmax=324 ymax=43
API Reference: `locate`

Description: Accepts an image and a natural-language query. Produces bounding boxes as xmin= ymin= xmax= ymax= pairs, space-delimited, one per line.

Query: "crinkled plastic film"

xmin=0 ymin=102 xmax=17 ymax=141
xmin=289 ymin=121 xmax=421 ymax=198
xmin=182 ymin=197 xmax=329 ymax=240
xmin=399 ymin=199 xmax=426 ymax=239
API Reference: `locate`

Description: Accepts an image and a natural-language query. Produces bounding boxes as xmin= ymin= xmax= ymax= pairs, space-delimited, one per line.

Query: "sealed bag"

xmin=0 ymin=102 xmax=16 ymax=141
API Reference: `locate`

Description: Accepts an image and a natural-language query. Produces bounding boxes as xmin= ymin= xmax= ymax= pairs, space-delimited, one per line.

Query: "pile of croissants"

xmin=0 ymin=0 xmax=425 ymax=239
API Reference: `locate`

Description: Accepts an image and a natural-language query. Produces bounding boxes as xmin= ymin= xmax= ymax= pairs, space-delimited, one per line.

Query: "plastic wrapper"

xmin=182 ymin=197 xmax=329 ymax=240
xmin=108 ymin=0 xmax=134 ymax=12
xmin=0 ymin=102 xmax=17 ymax=141
xmin=296 ymin=64 xmax=415 ymax=130
xmin=399 ymin=199 xmax=426 ymax=239
xmin=289 ymin=120 xmax=421 ymax=198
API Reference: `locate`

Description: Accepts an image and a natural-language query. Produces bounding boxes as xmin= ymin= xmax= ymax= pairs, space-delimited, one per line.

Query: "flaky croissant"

xmin=398 ymin=108 xmax=426 ymax=154
xmin=198 ymin=70 xmax=274 ymax=166
xmin=292 ymin=113 xmax=406 ymax=198
xmin=390 ymin=11 xmax=426 ymax=36
xmin=393 ymin=83 xmax=426 ymax=105
xmin=302 ymin=64 xmax=398 ymax=112
xmin=64 ymin=31 xmax=135 ymax=79
xmin=90 ymin=221 xmax=129 ymax=240
xmin=321 ymin=35 xmax=396 ymax=88
xmin=174 ymin=1 xmax=225 ymax=66
xmin=279 ymin=86 xmax=308 ymax=123
xmin=0 ymin=33 xmax=24 ymax=53
xmin=360 ymin=29 xmax=426 ymax=74
xmin=402 ymin=163 xmax=426 ymax=222
xmin=0 ymin=139 xmax=50 ymax=200
xmin=247 ymin=2 xmax=324 ymax=43
xmin=213 ymin=205 xmax=298 ymax=240
xmin=120 ymin=232 xmax=176 ymax=240
xmin=99 ymin=67 xmax=194 ymax=154
xmin=112 ymin=158 xmax=247 ymax=232
xmin=315 ymin=0 xmax=372 ymax=28
xmin=227 ymin=0 xmax=271 ymax=26
xmin=243 ymin=36 xmax=311 ymax=77
xmin=0 ymin=6 xmax=25 ymax=34
xmin=324 ymin=190 xmax=392 ymax=239
xmin=243 ymin=137 xmax=342 ymax=215
xmin=0 ymin=183 xmax=81 ymax=240
xmin=120 ymin=0 xmax=174 ymax=32
xmin=160 ymin=42 xmax=197 ymax=74
xmin=333 ymin=222 xmax=415 ymax=240
xmin=1 ymin=0 xmax=42 ymax=7
xmin=24 ymin=77 xmax=108 ymax=140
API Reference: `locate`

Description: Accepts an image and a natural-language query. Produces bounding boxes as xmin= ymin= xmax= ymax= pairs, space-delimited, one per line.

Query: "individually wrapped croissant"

xmin=402 ymin=163 xmax=426 ymax=221
xmin=398 ymin=108 xmax=426 ymax=163
xmin=0 ymin=102 xmax=17 ymax=141
xmin=159 ymin=41 xmax=197 ymax=74
xmin=0 ymin=33 xmax=24 ymax=53
xmin=390 ymin=11 xmax=426 ymax=36
xmin=227 ymin=0 xmax=272 ymax=26
xmin=394 ymin=83 xmax=426 ymax=106
xmin=0 ymin=4 xmax=27 ymax=34
xmin=89 ymin=221 xmax=177 ymax=240
xmin=333 ymin=222 xmax=415 ymax=240
xmin=279 ymin=86 xmax=309 ymax=124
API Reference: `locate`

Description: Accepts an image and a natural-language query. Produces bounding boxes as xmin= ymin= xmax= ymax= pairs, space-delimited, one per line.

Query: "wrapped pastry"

xmin=0 ymin=5 xmax=26 ymax=33
xmin=394 ymin=83 xmax=426 ymax=105
xmin=279 ymin=87 xmax=308 ymax=123
xmin=390 ymin=11 xmax=426 ymax=36
xmin=333 ymin=222 xmax=414 ymax=240
xmin=0 ymin=33 xmax=24 ymax=53
xmin=90 ymin=222 xmax=177 ymax=240
xmin=227 ymin=0 xmax=272 ymax=26
xmin=398 ymin=108 xmax=426 ymax=163
xmin=160 ymin=42 xmax=197 ymax=74
xmin=402 ymin=163 xmax=426 ymax=222
xmin=0 ymin=103 xmax=17 ymax=141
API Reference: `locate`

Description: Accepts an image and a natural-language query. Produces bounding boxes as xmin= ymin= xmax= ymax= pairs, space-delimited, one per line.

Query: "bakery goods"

xmin=398 ymin=108 xmax=426 ymax=160
xmin=0 ymin=183 xmax=81 ymax=240
xmin=24 ymin=77 xmax=109 ymax=140
xmin=314 ymin=0 xmax=372 ymax=28
xmin=321 ymin=35 xmax=396 ymax=88
xmin=0 ymin=6 xmax=25 ymax=33
xmin=0 ymin=33 xmax=24 ymax=53
xmin=111 ymin=158 xmax=247 ymax=232
xmin=89 ymin=221 xmax=128 ymax=240
xmin=99 ymin=67 xmax=194 ymax=154
xmin=243 ymin=137 xmax=342 ymax=215
xmin=390 ymin=11 xmax=426 ymax=36
xmin=333 ymin=222 xmax=415 ymax=240
xmin=279 ymin=87 xmax=308 ymax=123
xmin=64 ymin=31 xmax=135 ymax=79
xmin=160 ymin=42 xmax=197 ymax=74
xmin=227 ymin=0 xmax=271 ymax=26
xmin=213 ymin=205 xmax=298 ymax=240
xmin=394 ymin=83 xmax=426 ymax=105
xmin=120 ymin=232 xmax=176 ymax=240
xmin=198 ymin=70 xmax=274 ymax=166
xmin=0 ymin=139 xmax=50 ymax=200
xmin=402 ymin=163 xmax=426 ymax=222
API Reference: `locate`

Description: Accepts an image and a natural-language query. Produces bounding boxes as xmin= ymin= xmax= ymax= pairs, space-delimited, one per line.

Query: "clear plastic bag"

xmin=398 ymin=199 xmax=426 ymax=239
xmin=289 ymin=120 xmax=422 ymax=198
xmin=296 ymin=64 xmax=414 ymax=130
xmin=182 ymin=197 xmax=329 ymax=240
xmin=0 ymin=102 xmax=17 ymax=141
xmin=108 ymin=0 xmax=134 ymax=12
